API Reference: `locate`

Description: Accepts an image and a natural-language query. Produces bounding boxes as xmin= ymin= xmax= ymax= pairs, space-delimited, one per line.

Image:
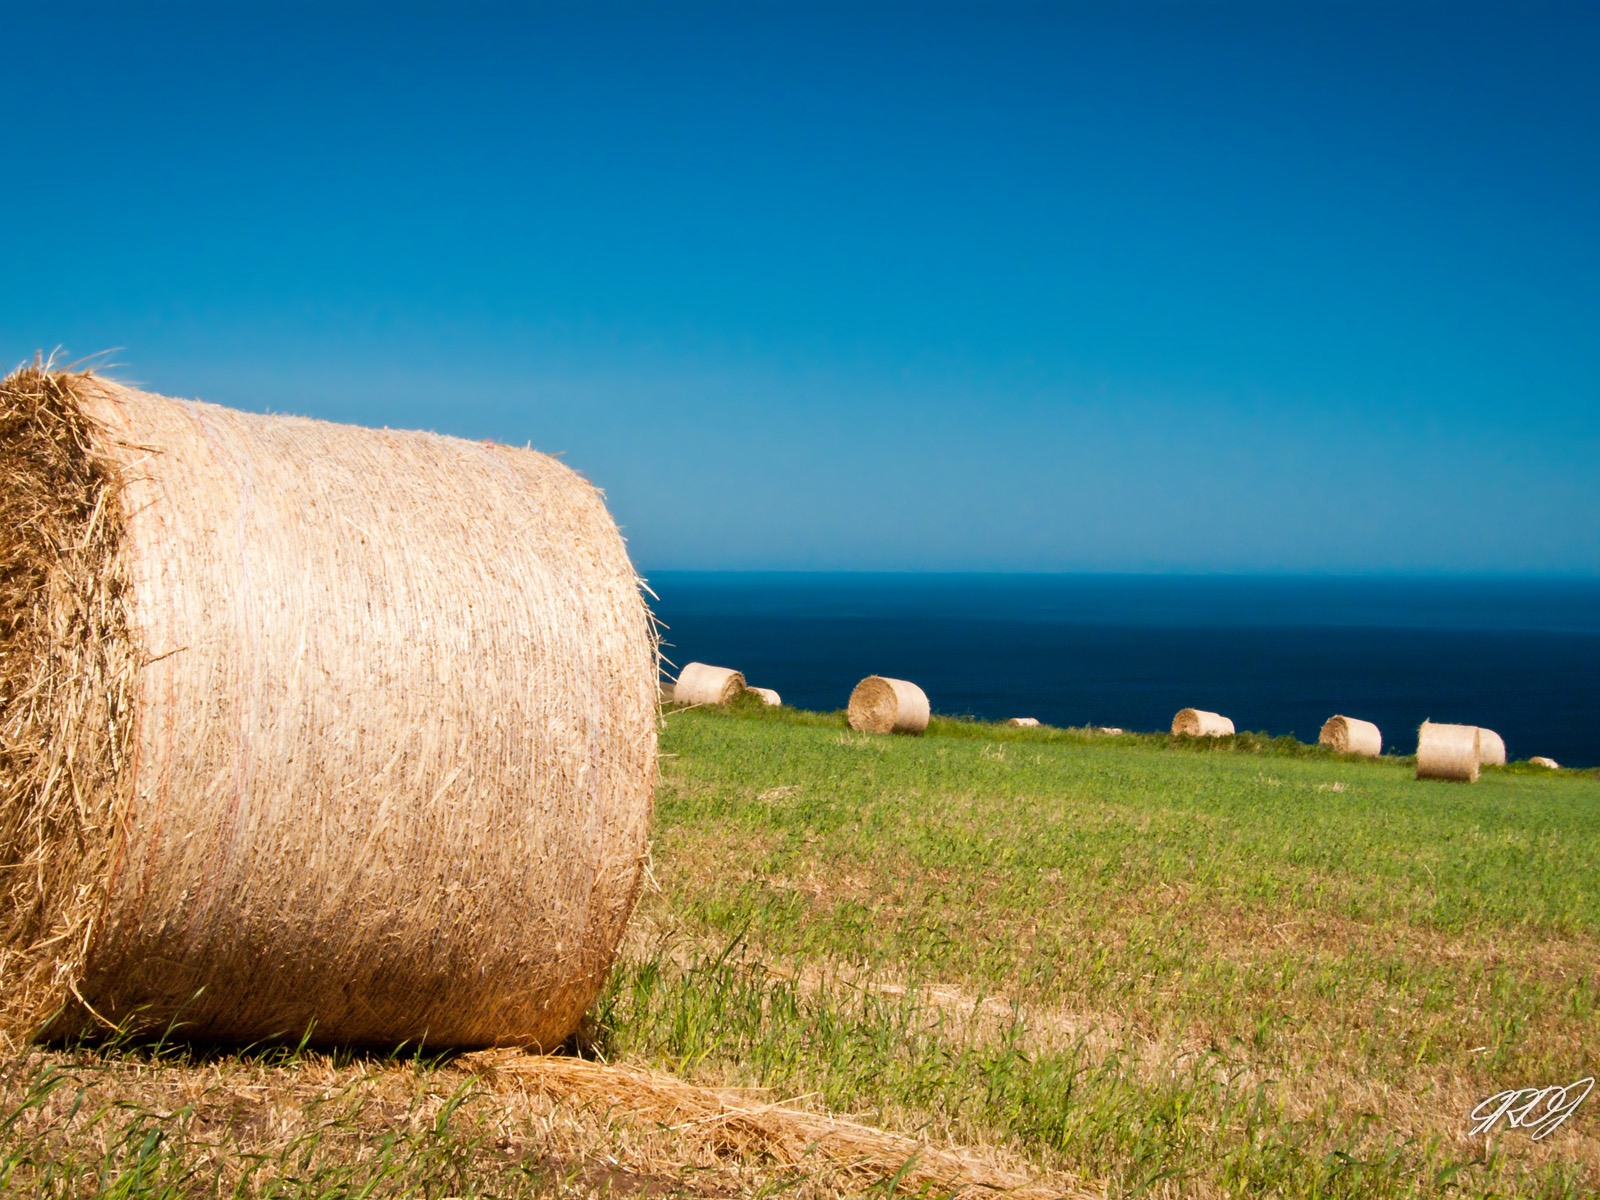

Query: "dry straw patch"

xmin=0 ymin=366 xmax=657 ymax=1050
xmin=846 ymin=676 xmax=930 ymax=735
xmin=1318 ymin=714 xmax=1382 ymax=756
xmin=1169 ymin=708 xmax=1233 ymax=737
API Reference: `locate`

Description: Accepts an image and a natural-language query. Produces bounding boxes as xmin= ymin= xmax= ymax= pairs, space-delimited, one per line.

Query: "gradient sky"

xmin=4 ymin=1 xmax=1597 ymax=574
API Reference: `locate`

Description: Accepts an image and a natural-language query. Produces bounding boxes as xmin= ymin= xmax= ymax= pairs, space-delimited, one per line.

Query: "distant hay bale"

xmin=747 ymin=686 xmax=782 ymax=707
xmin=1006 ymin=717 xmax=1040 ymax=728
xmin=1529 ymin=756 xmax=1560 ymax=770
xmin=1096 ymin=726 xmax=1125 ymax=735
xmin=1415 ymin=721 xmax=1480 ymax=782
xmin=0 ymin=366 xmax=657 ymax=1049
xmin=658 ymin=680 xmax=678 ymax=705
xmin=1171 ymin=708 xmax=1234 ymax=737
xmin=847 ymin=676 xmax=930 ymax=735
xmin=672 ymin=662 xmax=746 ymax=707
xmin=1319 ymin=715 xmax=1382 ymax=757
xmin=1476 ymin=727 xmax=1507 ymax=766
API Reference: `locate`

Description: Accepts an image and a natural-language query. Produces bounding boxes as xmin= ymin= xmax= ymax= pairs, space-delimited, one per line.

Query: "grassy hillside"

xmin=3 ymin=705 xmax=1595 ymax=1198
xmin=601 ymin=704 xmax=1600 ymax=1198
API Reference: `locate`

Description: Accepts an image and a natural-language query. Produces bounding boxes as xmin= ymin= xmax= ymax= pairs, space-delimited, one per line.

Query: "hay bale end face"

xmin=1319 ymin=715 xmax=1382 ymax=757
xmin=847 ymin=676 xmax=930 ymax=735
xmin=747 ymin=686 xmax=782 ymax=707
xmin=1476 ymin=727 xmax=1507 ymax=766
xmin=1416 ymin=721 xmax=1480 ymax=782
xmin=0 ymin=367 xmax=658 ymax=1049
xmin=672 ymin=662 xmax=746 ymax=706
xmin=1171 ymin=708 xmax=1235 ymax=737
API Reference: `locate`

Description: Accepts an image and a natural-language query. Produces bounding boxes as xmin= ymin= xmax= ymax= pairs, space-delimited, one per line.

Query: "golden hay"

xmin=671 ymin=662 xmax=746 ymax=707
xmin=1318 ymin=715 xmax=1383 ymax=757
xmin=462 ymin=1051 xmax=1083 ymax=1199
xmin=847 ymin=676 xmax=930 ymax=735
xmin=1171 ymin=708 xmax=1234 ymax=737
xmin=1006 ymin=717 xmax=1041 ymax=728
xmin=1476 ymin=727 xmax=1507 ymax=766
xmin=1529 ymin=756 xmax=1560 ymax=770
xmin=747 ymin=686 xmax=782 ymax=707
xmin=1415 ymin=721 xmax=1480 ymax=783
xmin=0 ymin=366 xmax=657 ymax=1048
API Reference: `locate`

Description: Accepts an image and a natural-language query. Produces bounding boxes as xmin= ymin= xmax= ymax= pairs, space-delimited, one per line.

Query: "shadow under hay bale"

xmin=0 ymin=366 xmax=657 ymax=1049
xmin=1171 ymin=708 xmax=1234 ymax=737
xmin=1416 ymin=721 xmax=1480 ymax=782
xmin=1319 ymin=715 xmax=1383 ymax=757
xmin=847 ymin=676 xmax=930 ymax=735
xmin=671 ymin=662 xmax=746 ymax=706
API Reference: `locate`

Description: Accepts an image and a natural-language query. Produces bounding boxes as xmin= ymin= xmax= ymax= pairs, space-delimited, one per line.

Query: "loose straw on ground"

xmin=671 ymin=662 xmax=746 ymax=707
xmin=462 ymin=1051 xmax=1086 ymax=1199
xmin=847 ymin=676 xmax=931 ymax=735
xmin=0 ymin=365 xmax=657 ymax=1049
xmin=1171 ymin=708 xmax=1234 ymax=737
xmin=1319 ymin=715 xmax=1382 ymax=757
xmin=1416 ymin=721 xmax=1480 ymax=782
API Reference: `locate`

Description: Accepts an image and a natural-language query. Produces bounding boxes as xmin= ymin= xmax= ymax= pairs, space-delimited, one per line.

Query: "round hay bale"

xmin=1529 ymin=756 xmax=1560 ymax=770
xmin=1006 ymin=717 xmax=1040 ymax=728
xmin=1415 ymin=721 xmax=1480 ymax=782
xmin=847 ymin=676 xmax=930 ymax=735
xmin=1318 ymin=715 xmax=1382 ymax=757
xmin=747 ymin=687 xmax=782 ymax=707
xmin=1476 ymin=727 xmax=1507 ymax=766
xmin=0 ymin=367 xmax=657 ymax=1049
xmin=658 ymin=680 xmax=678 ymax=705
xmin=1171 ymin=708 xmax=1234 ymax=737
xmin=672 ymin=662 xmax=745 ymax=706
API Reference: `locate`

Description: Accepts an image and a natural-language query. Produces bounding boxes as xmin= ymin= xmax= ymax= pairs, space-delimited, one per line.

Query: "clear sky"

xmin=4 ymin=1 xmax=1597 ymax=574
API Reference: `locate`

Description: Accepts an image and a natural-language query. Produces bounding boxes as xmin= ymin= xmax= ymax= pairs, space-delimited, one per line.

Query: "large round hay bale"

xmin=847 ymin=676 xmax=930 ymax=735
xmin=1476 ymin=727 xmax=1507 ymax=766
xmin=1415 ymin=721 xmax=1480 ymax=782
xmin=0 ymin=367 xmax=657 ymax=1049
xmin=748 ymin=687 xmax=782 ymax=707
xmin=1171 ymin=708 xmax=1234 ymax=737
xmin=1319 ymin=715 xmax=1382 ymax=757
xmin=672 ymin=662 xmax=745 ymax=706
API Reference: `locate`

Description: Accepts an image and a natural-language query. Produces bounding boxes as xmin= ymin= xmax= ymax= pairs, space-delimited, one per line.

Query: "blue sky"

xmin=3 ymin=1 xmax=1597 ymax=574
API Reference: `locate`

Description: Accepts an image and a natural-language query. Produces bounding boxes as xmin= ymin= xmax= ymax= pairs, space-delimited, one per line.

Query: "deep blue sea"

xmin=648 ymin=573 xmax=1600 ymax=768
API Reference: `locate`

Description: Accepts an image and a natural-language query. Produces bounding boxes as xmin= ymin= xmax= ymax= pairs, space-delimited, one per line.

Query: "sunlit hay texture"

xmin=1477 ymin=726 xmax=1507 ymax=766
xmin=747 ymin=686 xmax=782 ymax=707
xmin=847 ymin=676 xmax=930 ymax=735
xmin=1416 ymin=721 xmax=1481 ymax=782
xmin=1171 ymin=708 xmax=1235 ymax=737
xmin=671 ymin=662 xmax=745 ymax=706
xmin=0 ymin=365 xmax=139 ymax=1041
xmin=1318 ymin=715 xmax=1383 ymax=757
xmin=0 ymin=368 xmax=657 ymax=1049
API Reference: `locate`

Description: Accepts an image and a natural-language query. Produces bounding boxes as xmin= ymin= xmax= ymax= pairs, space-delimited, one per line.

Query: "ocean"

xmin=646 ymin=573 xmax=1600 ymax=768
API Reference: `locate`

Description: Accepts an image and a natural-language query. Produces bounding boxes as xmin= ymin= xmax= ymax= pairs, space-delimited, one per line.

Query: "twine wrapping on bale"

xmin=1319 ymin=715 xmax=1382 ymax=757
xmin=747 ymin=687 xmax=782 ymax=707
xmin=1529 ymin=756 xmax=1560 ymax=770
xmin=1477 ymin=727 xmax=1507 ymax=766
xmin=0 ymin=366 xmax=657 ymax=1049
xmin=1415 ymin=721 xmax=1480 ymax=783
xmin=847 ymin=676 xmax=930 ymax=735
xmin=1006 ymin=717 xmax=1041 ymax=728
xmin=671 ymin=662 xmax=745 ymax=707
xmin=1171 ymin=708 xmax=1234 ymax=737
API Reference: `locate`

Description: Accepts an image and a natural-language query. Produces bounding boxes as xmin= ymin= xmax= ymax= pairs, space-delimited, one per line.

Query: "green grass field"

xmin=3 ymin=703 xmax=1596 ymax=1198
xmin=599 ymin=703 xmax=1600 ymax=1198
